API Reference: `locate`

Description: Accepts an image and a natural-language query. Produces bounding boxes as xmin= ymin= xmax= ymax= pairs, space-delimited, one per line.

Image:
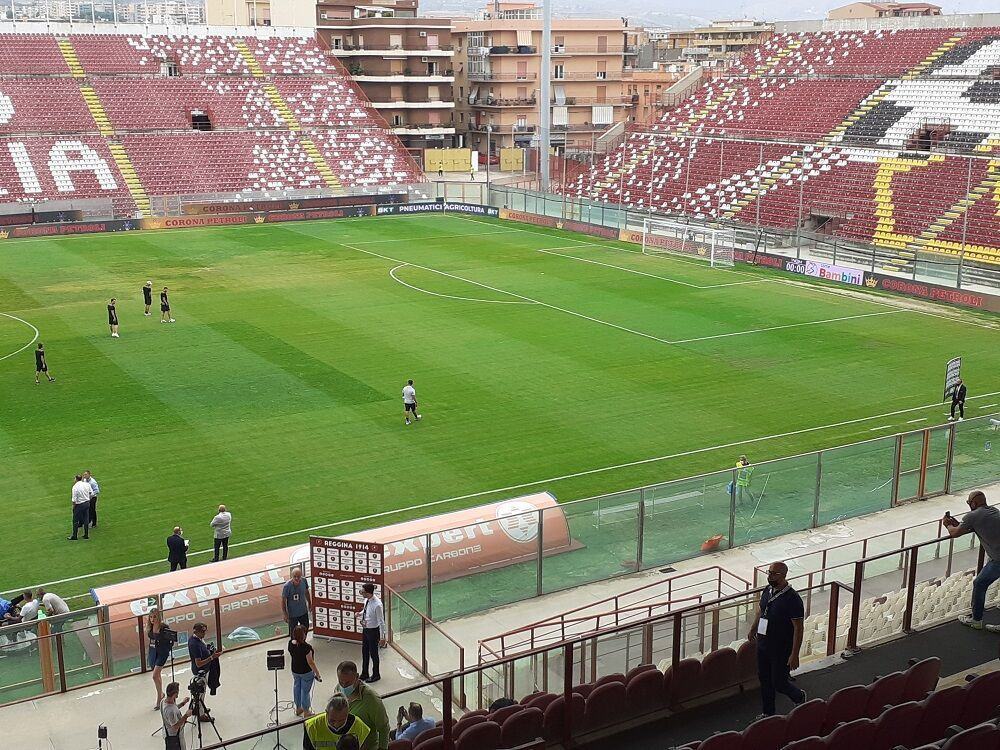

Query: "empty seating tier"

xmin=0 ymin=29 xmax=423 ymax=215
xmin=570 ymin=29 xmax=1000 ymax=266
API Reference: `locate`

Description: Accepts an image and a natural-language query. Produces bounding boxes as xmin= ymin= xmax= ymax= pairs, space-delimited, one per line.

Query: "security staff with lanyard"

xmin=748 ymin=561 xmax=806 ymax=717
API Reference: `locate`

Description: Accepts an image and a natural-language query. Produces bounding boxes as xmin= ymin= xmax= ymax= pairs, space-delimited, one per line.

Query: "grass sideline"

xmin=0 ymin=212 xmax=997 ymax=604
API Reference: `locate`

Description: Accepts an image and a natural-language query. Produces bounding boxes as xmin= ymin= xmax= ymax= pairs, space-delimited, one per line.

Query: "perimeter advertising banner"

xmin=944 ymin=357 xmax=963 ymax=401
xmin=309 ymin=538 xmax=384 ymax=643
xmin=182 ymin=194 xmax=404 ymax=216
xmin=90 ymin=492 xmax=571 ymax=661
xmin=863 ymin=272 xmax=1000 ymax=312
xmin=377 ymin=202 xmax=499 ymax=217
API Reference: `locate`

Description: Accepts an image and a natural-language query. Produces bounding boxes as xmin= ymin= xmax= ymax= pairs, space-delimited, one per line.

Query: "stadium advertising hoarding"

xmin=309 ymin=538 xmax=384 ymax=643
xmin=90 ymin=493 xmax=570 ymax=660
xmin=498 ymin=209 xmax=617 ymax=240
xmin=182 ymin=194 xmax=404 ymax=216
xmin=377 ymin=202 xmax=500 ymax=217
xmin=862 ymin=272 xmax=1000 ymax=312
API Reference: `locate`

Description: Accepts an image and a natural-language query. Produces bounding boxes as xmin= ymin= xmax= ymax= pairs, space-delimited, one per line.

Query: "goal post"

xmin=641 ymin=218 xmax=736 ymax=268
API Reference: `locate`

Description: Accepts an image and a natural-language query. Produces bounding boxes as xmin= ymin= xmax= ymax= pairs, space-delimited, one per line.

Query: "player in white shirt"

xmin=402 ymin=379 xmax=422 ymax=426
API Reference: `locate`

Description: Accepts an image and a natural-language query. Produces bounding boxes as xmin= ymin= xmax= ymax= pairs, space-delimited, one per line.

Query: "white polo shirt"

xmin=402 ymin=385 xmax=416 ymax=404
xmin=71 ymin=481 xmax=92 ymax=505
xmin=20 ymin=599 xmax=40 ymax=621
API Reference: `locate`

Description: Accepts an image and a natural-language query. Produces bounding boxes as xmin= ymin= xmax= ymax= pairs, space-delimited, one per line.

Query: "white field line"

xmin=979 ymin=403 xmax=999 ymax=410
xmin=345 ymin=240 xmax=911 ymax=346
xmin=0 ymin=312 xmax=40 ymax=362
xmin=868 ymin=425 xmax=895 ymax=431
xmin=389 ymin=264 xmax=533 ymax=305
xmin=9 ymin=389 xmax=1000 ymax=599
xmin=906 ymin=418 xmax=928 ymax=424
xmin=669 ymin=310 xmax=907 ymax=344
xmin=538 ymin=247 xmax=765 ymax=289
xmin=450 ymin=216 xmax=1000 ymax=332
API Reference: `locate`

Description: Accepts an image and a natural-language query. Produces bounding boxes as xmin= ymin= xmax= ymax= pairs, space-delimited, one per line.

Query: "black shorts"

xmin=144 ymin=295 xmax=152 ymax=305
xmin=161 ymin=304 xmax=170 ymax=312
xmin=109 ymin=316 xmax=118 ymax=325
xmin=36 ymin=365 xmax=47 ymax=372
xmin=404 ymin=402 xmax=417 ymax=413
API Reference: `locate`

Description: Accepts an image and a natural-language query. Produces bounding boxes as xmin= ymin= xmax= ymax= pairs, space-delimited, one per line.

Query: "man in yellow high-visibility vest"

xmin=304 ymin=695 xmax=371 ymax=750
xmin=735 ymin=455 xmax=754 ymax=505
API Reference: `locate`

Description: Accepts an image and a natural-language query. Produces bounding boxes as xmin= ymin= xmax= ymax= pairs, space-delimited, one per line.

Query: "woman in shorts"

xmin=147 ymin=609 xmax=172 ymax=710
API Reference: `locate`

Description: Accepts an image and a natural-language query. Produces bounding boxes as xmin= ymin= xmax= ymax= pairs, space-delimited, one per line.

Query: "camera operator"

xmin=187 ymin=622 xmax=223 ymax=707
xmin=161 ymin=681 xmax=193 ymax=750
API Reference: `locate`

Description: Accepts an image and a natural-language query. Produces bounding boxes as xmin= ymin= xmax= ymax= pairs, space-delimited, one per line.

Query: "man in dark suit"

xmin=167 ymin=527 xmax=188 ymax=571
xmin=950 ymin=378 xmax=968 ymax=422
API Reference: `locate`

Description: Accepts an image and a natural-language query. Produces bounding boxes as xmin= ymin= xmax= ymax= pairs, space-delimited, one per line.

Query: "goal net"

xmin=641 ymin=218 xmax=736 ymax=268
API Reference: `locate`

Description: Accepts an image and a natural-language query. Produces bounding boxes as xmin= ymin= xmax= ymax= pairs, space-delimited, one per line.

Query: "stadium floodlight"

xmin=641 ymin=217 xmax=736 ymax=268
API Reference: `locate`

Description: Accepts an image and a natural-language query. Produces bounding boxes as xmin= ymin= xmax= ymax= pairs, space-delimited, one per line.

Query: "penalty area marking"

xmin=9 ymin=389 xmax=1000 ymax=600
xmin=0 ymin=313 xmax=40 ymax=362
xmin=389 ymin=263 xmax=533 ymax=305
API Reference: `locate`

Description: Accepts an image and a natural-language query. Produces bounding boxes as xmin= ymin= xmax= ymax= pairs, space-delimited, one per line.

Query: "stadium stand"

xmin=566 ymin=28 xmax=1000 ymax=270
xmin=0 ymin=29 xmax=423 ymax=216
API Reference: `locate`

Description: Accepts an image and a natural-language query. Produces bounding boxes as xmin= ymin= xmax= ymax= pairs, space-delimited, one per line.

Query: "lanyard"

xmin=763 ymin=584 xmax=789 ymax=617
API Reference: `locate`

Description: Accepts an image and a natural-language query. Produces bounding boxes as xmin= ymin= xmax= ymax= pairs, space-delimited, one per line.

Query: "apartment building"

xmin=827 ymin=1 xmax=942 ymax=19
xmin=453 ymin=4 xmax=635 ymax=156
xmin=317 ymin=0 xmax=456 ymax=148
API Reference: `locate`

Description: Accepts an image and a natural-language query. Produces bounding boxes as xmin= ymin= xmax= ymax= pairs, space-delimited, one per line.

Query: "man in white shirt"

xmin=18 ymin=594 xmax=41 ymax=622
xmin=38 ymin=589 xmax=69 ymax=617
xmin=358 ymin=583 xmax=387 ymax=683
xmin=402 ymin=379 xmax=421 ymax=426
xmin=210 ymin=505 xmax=232 ymax=562
xmin=69 ymin=474 xmax=93 ymax=540
xmin=83 ymin=470 xmax=100 ymax=528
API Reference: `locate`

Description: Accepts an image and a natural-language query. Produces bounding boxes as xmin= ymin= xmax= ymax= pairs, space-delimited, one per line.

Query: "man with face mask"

xmin=748 ymin=561 xmax=806 ymax=717
xmin=303 ymin=695 xmax=370 ymax=750
xmin=335 ymin=661 xmax=390 ymax=750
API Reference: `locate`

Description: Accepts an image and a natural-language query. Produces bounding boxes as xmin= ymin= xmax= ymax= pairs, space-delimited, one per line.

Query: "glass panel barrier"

xmin=951 ymin=416 xmax=998 ymax=491
xmin=429 ymin=512 xmax=539 ymax=621
xmin=818 ymin=436 xmax=896 ymax=525
xmin=542 ymin=491 xmax=640 ymax=595
xmin=54 ymin=611 xmax=110 ymax=690
xmin=925 ymin=426 xmax=950 ymax=496
xmin=383 ymin=534 xmax=430 ymax=618
xmin=641 ymin=469 xmax=733 ymax=569
xmin=731 ymin=453 xmax=818 ymax=547
xmin=0 ymin=620 xmax=51 ymax=703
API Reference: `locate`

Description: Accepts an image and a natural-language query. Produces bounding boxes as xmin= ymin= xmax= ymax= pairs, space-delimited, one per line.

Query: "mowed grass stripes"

xmin=0 ymin=213 xmax=996 ymax=598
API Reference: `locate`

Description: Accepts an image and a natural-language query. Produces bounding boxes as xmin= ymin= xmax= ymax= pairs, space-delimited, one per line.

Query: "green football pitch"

xmin=0 ymin=212 xmax=997 ymax=605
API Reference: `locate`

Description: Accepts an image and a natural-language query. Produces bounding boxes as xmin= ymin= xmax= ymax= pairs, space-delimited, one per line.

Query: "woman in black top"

xmin=288 ymin=625 xmax=322 ymax=717
xmin=108 ymin=298 xmax=119 ymax=338
xmin=147 ymin=609 xmax=172 ymax=710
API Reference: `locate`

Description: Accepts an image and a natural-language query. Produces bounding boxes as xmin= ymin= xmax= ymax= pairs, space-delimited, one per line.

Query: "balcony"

xmin=470 ymin=96 xmax=537 ymax=107
xmin=468 ymin=123 xmax=536 ymax=133
xmin=392 ymin=125 xmax=456 ymax=136
xmin=556 ymin=95 xmax=636 ymax=106
xmin=487 ymin=45 xmax=537 ymax=55
xmin=370 ymin=100 xmax=456 ymax=109
xmin=550 ymin=45 xmax=633 ymax=55
xmin=335 ymin=43 xmax=454 ymax=57
xmin=467 ymin=72 xmax=538 ymax=82
xmin=353 ymin=71 xmax=455 ymax=83
xmin=551 ymin=71 xmax=624 ymax=81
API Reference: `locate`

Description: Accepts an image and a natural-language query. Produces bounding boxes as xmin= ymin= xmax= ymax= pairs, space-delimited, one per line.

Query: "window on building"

xmin=596 ymin=61 xmax=606 ymax=80
xmin=389 ymin=34 xmax=402 ymax=49
xmin=392 ymin=114 xmax=403 ymax=126
xmin=390 ymin=85 xmax=403 ymax=100
xmin=597 ymin=35 xmax=607 ymax=52
xmin=553 ymin=63 xmax=565 ymax=79
xmin=517 ymin=86 xmax=527 ymax=100
xmin=428 ymin=85 xmax=440 ymax=101
xmin=596 ymin=85 xmax=606 ymax=103
xmin=191 ymin=110 xmax=212 ymax=130
xmin=516 ymin=60 xmax=527 ymax=79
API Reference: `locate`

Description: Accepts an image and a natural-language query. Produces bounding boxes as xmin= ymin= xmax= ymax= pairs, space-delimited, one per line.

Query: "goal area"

xmin=641 ymin=218 xmax=736 ymax=267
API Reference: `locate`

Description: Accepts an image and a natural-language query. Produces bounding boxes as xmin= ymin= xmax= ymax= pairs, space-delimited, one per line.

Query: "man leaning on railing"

xmin=943 ymin=490 xmax=1000 ymax=632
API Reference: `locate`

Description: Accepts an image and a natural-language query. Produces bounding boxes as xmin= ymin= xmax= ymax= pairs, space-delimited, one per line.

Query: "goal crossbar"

xmin=641 ymin=218 xmax=736 ymax=268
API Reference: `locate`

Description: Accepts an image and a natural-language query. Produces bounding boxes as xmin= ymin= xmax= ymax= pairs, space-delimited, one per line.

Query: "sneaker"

xmin=67 ymin=536 xmax=77 ymax=541
xmin=160 ymin=320 xmax=166 ymax=323
xmin=958 ymin=417 xmax=965 ymax=422
xmin=112 ymin=333 xmax=119 ymax=338
xmin=960 ymin=615 xmax=984 ymax=630
xmin=986 ymin=624 xmax=1000 ymax=633
xmin=368 ymin=676 xmax=381 ymax=683
xmin=416 ymin=414 xmax=422 ymax=420
xmin=948 ymin=415 xmax=955 ymax=421
xmin=169 ymin=319 xmax=176 ymax=323
xmin=144 ymin=312 xmax=151 ymax=317
xmin=405 ymin=419 xmax=411 ymax=425
xmin=796 ymin=689 xmax=808 ymax=705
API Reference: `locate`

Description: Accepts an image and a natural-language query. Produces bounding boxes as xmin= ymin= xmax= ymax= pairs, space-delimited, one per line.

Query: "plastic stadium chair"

xmin=489 ymin=703 xmax=523 ymax=725
xmin=941 ymin=723 xmax=1000 ymax=750
xmin=737 ymin=641 xmax=759 ymax=688
xmin=822 ymin=717 xmax=874 ymax=749
xmin=700 ymin=647 xmax=739 ymax=695
xmin=959 ymin=671 xmax=1000 ymax=728
xmin=520 ymin=690 xmax=544 ymax=705
xmin=387 ymin=740 xmax=412 ymax=750
xmin=499 ymin=706 xmax=543 ymax=748
xmin=821 ymin=685 xmax=871 ymax=734
xmin=784 ymin=738 xmax=825 ymax=750
xmin=626 ymin=667 xmax=667 ymax=715
xmin=572 ymin=682 xmax=595 ymax=699
xmin=625 ymin=663 xmax=658 ymax=684
xmin=902 ymin=657 xmax=942 ymax=702
xmin=454 ymin=720 xmax=501 ymax=750
xmin=741 ymin=713 xmax=787 ymax=750
xmin=584 ymin=681 xmax=628 ymax=730
xmin=595 ymin=672 xmax=626 ymax=688
xmin=785 ymin=699 xmax=827 ymax=744
xmin=541 ymin=692 xmax=586 ymax=742
xmin=524 ymin=692 xmax=557 ymax=713
xmin=698 ymin=731 xmax=743 ymax=750
xmin=412 ymin=736 xmax=445 ymax=750
xmin=666 ymin=658 xmax=703 ymax=707
xmin=865 ymin=671 xmax=908 ymax=718
xmin=870 ymin=700 xmax=921 ymax=750
xmin=411 ymin=726 xmax=443 ymax=746
xmin=453 ymin=713 xmax=487 ymax=739
xmin=912 ymin=685 xmax=969 ymax=746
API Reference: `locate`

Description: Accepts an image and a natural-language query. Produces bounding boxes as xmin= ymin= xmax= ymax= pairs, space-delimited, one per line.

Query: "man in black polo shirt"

xmin=748 ymin=561 xmax=806 ymax=717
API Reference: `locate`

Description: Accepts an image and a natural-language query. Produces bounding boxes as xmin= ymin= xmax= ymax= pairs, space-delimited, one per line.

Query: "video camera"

xmin=189 ymin=671 xmax=208 ymax=697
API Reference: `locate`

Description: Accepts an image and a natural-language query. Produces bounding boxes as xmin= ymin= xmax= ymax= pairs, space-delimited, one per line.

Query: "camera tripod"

xmin=191 ymin=692 xmax=226 ymax=750
xmin=269 ymin=668 xmax=289 ymax=750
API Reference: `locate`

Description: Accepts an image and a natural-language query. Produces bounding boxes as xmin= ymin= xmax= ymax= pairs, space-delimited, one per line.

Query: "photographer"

xmin=390 ymin=702 xmax=434 ymax=742
xmin=161 ymin=682 xmax=193 ymax=750
xmin=187 ymin=622 xmax=223 ymax=705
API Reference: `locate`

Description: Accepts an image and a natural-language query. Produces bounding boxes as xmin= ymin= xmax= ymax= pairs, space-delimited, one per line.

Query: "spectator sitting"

xmin=391 ymin=702 xmax=435 ymax=741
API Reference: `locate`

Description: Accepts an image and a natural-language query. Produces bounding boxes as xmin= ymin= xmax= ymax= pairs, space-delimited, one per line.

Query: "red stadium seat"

xmin=499 ymin=706 xmax=543 ymax=748
xmin=625 ymin=663 xmax=658 ymax=683
xmin=902 ymin=658 xmax=941 ymax=702
xmin=785 ymin=699 xmax=827 ymax=744
xmin=864 ymin=671 xmax=908 ymax=718
xmin=698 ymin=731 xmax=743 ymax=750
xmin=941 ymin=723 xmax=1000 ymax=750
xmin=454 ymin=721 xmax=501 ymax=750
xmin=666 ymin=658 xmax=703 ymax=707
xmin=821 ymin=685 xmax=871 ymax=734
xmin=913 ymin=685 xmax=969 ymax=746
xmin=870 ymin=700 xmax=921 ymax=750
xmin=542 ymin=693 xmax=586 ymax=742
xmin=489 ymin=703 xmax=523 ymax=725
xmin=454 ymin=713 xmax=487 ymax=739
xmin=625 ymin=667 xmax=667 ymax=715
xmin=583 ymin=681 xmax=628 ymax=730
xmin=959 ymin=671 xmax=1000 ymax=728
xmin=699 ymin=647 xmax=739 ymax=696
xmin=741 ymin=714 xmax=787 ymax=750
xmin=822 ymin=717 xmax=874 ymax=750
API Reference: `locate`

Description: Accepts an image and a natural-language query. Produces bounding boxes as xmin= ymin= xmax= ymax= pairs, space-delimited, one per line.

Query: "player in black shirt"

xmin=34 ymin=342 xmax=54 ymax=384
xmin=108 ymin=298 xmax=119 ymax=338
xmin=143 ymin=281 xmax=153 ymax=316
xmin=160 ymin=287 xmax=175 ymax=324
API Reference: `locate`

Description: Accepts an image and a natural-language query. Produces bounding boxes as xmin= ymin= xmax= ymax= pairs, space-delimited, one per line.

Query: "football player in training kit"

xmin=143 ymin=281 xmax=153 ymax=316
xmin=160 ymin=287 xmax=175 ymax=324
xmin=34 ymin=342 xmax=54 ymax=384
xmin=108 ymin=298 xmax=119 ymax=338
xmin=402 ymin=379 xmax=422 ymax=426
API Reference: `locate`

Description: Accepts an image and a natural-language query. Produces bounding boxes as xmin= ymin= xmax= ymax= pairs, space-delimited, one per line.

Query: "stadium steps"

xmin=233 ymin=40 xmax=344 ymax=194
xmin=106 ymin=142 xmax=151 ymax=217
xmin=56 ymin=38 xmax=84 ymax=77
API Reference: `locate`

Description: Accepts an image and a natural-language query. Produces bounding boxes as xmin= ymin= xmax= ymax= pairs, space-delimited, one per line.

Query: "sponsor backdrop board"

xmin=944 ymin=356 xmax=963 ymax=401
xmin=309 ymin=538 xmax=384 ymax=643
xmin=377 ymin=202 xmax=499 ymax=217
